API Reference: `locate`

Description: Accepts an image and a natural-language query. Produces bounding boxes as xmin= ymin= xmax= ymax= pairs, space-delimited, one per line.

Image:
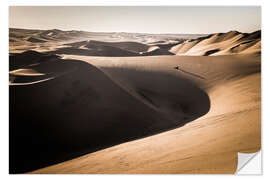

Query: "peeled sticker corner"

xmin=235 ymin=150 xmax=262 ymax=175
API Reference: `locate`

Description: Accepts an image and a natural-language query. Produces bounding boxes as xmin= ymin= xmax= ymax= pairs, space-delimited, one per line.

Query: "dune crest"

xmin=31 ymin=53 xmax=260 ymax=174
xmin=170 ymin=30 xmax=261 ymax=56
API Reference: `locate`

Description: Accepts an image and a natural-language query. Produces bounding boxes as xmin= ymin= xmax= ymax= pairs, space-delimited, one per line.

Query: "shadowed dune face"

xmin=9 ymin=51 xmax=59 ymax=71
xmin=85 ymin=40 xmax=150 ymax=53
xmin=203 ymin=49 xmax=220 ymax=56
xmin=27 ymin=37 xmax=47 ymax=43
xmin=99 ymin=67 xmax=210 ymax=118
xmin=51 ymin=46 xmax=140 ymax=57
xmin=9 ymin=52 xmax=210 ymax=173
xmin=51 ymin=40 xmax=174 ymax=57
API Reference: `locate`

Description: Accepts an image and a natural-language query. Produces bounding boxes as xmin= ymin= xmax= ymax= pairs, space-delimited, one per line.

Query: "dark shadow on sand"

xmin=9 ymin=52 xmax=210 ymax=173
xmin=49 ymin=40 xmax=174 ymax=57
xmin=49 ymin=46 xmax=174 ymax=57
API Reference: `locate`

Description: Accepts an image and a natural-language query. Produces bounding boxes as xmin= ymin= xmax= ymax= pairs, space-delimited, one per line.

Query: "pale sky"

xmin=9 ymin=6 xmax=261 ymax=34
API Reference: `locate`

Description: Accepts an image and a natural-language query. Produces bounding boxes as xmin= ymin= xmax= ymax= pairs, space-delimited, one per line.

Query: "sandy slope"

xmin=170 ymin=30 xmax=261 ymax=56
xmin=9 ymin=52 xmax=210 ymax=173
xmin=30 ymin=53 xmax=260 ymax=174
xmin=49 ymin=40 xmax=175 ymax=57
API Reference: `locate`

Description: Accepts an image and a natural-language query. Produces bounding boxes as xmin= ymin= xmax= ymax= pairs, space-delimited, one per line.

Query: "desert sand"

xmin=9 ymin=29 xmax=261 ymax=174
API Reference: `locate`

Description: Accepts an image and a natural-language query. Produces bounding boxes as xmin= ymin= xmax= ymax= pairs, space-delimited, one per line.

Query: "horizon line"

xmin=9 ymin=26 xmax=261 ymax=35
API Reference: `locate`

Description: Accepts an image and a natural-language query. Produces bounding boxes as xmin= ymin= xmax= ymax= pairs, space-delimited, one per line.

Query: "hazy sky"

xmin=9 ymin=6 xmax=261 ymax=34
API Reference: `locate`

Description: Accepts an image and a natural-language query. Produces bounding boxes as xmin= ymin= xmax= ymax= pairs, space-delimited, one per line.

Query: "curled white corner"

xmin=236 ymin=150 xmax=262 ymax=175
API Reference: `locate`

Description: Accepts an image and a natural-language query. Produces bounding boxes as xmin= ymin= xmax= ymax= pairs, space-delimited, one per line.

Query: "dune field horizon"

xmin=9 ymin=6 xmax=261 ymax=174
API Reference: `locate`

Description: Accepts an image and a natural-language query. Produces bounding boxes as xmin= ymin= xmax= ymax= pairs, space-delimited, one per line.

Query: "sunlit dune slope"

xmin=170 ymin=30 xmax=261 ymax=56
xmin=31 ymin=53 xmax=260 ymax=174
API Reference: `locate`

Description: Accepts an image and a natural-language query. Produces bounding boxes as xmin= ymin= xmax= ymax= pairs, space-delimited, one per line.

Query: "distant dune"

xmin=50 ymin=40 xmax=175 ymax=57
xmin=9 ymin=28 xmax=202 ymax=45
xmin=26 ymin=37 xmax=47 ymax=43
xmin=170 ymin=30 xmax=261 ymax=56
xmin=85 ymin=40 xmax=150 ymax=53
xmin=9 ymin=28 xmax=204 ymax=54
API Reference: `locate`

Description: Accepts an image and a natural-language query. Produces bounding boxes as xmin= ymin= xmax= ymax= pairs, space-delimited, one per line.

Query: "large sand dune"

xmin=9 ymin=51 xmax=210 ymax=173
xmin=9 ymin=29 xmax=261 ymax=174
xmin=30 ymin=53 xmax=260 ymax=174
xmin=170 ymin=30 xmax=261 ymax=56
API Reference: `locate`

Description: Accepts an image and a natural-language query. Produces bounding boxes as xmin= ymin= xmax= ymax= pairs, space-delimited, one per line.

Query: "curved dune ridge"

xmin=9 ymin=50 xmax=59 ymax=71
xmin=170 ymin=30 xmax=261 ymax=56
xmin=9 ymin=68 xmax=46 ymax=76
xmin=31 ymin=53 xmax=260 ymax=174
xmin=9 ymin=68 xmax=48 ymax=85
xmin=26 ymin=37 xmax=47 ymax=43
xmin=53 ymin=40 xmax=175 ymax=57
xmin=9 ymin=51 xmax=210 ymax=173
xmin=10 ymin=28 xmax=90 ymax=43
xmin=9 ymin=51 xmax=78 ymax=86
xmin=85 ymin=40 xmax=150 ymax=53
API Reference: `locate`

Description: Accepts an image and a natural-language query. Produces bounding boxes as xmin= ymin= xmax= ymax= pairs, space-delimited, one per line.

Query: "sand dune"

xmin=142 ymin=48 xmax=174 ymax=56
xmin=9 ymin=51 xmax=211 ymax=173
xmin=170 ymin=40 xmax=200 ymax=55
xmin=9 ymin=77 xmax=55 ymax=86
xmin=170 ymin=30 xmax=261 ymax=56
xmin=148 ymin=41 xmax=182 ymax=50
xmin=29 ymin=53 xmax=260 ymax=174
xmin=10 ymin=28 xmax=205 ymax=55
xmin=26 ymin=37 xmax=47 ymax=43
xmin=9 ymin=68 xmax=46 ymax=76
xmin=9 ymin=50 xmax=59 ymax=71
xmin=9 ymin=52 xmax=79 ymax=86
xmin=51 ymin=46 xmax=140 ymax=57
xmin=50 ymin=40 xmax=174 ymax=57
xmin=10 ymin=28 xmax=201 ymax=46
xmin=40 ymin=29 xmax=63 ymax=37
xmin=9 ymin=28 xmax=261 ymax=174
xmin=239 ymin=40 xmax=261 ymax=54
xmin=85 ymin=40 xmax=150 ymax=53
xmin=9 ymin=68 xmax=50 ymax=85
